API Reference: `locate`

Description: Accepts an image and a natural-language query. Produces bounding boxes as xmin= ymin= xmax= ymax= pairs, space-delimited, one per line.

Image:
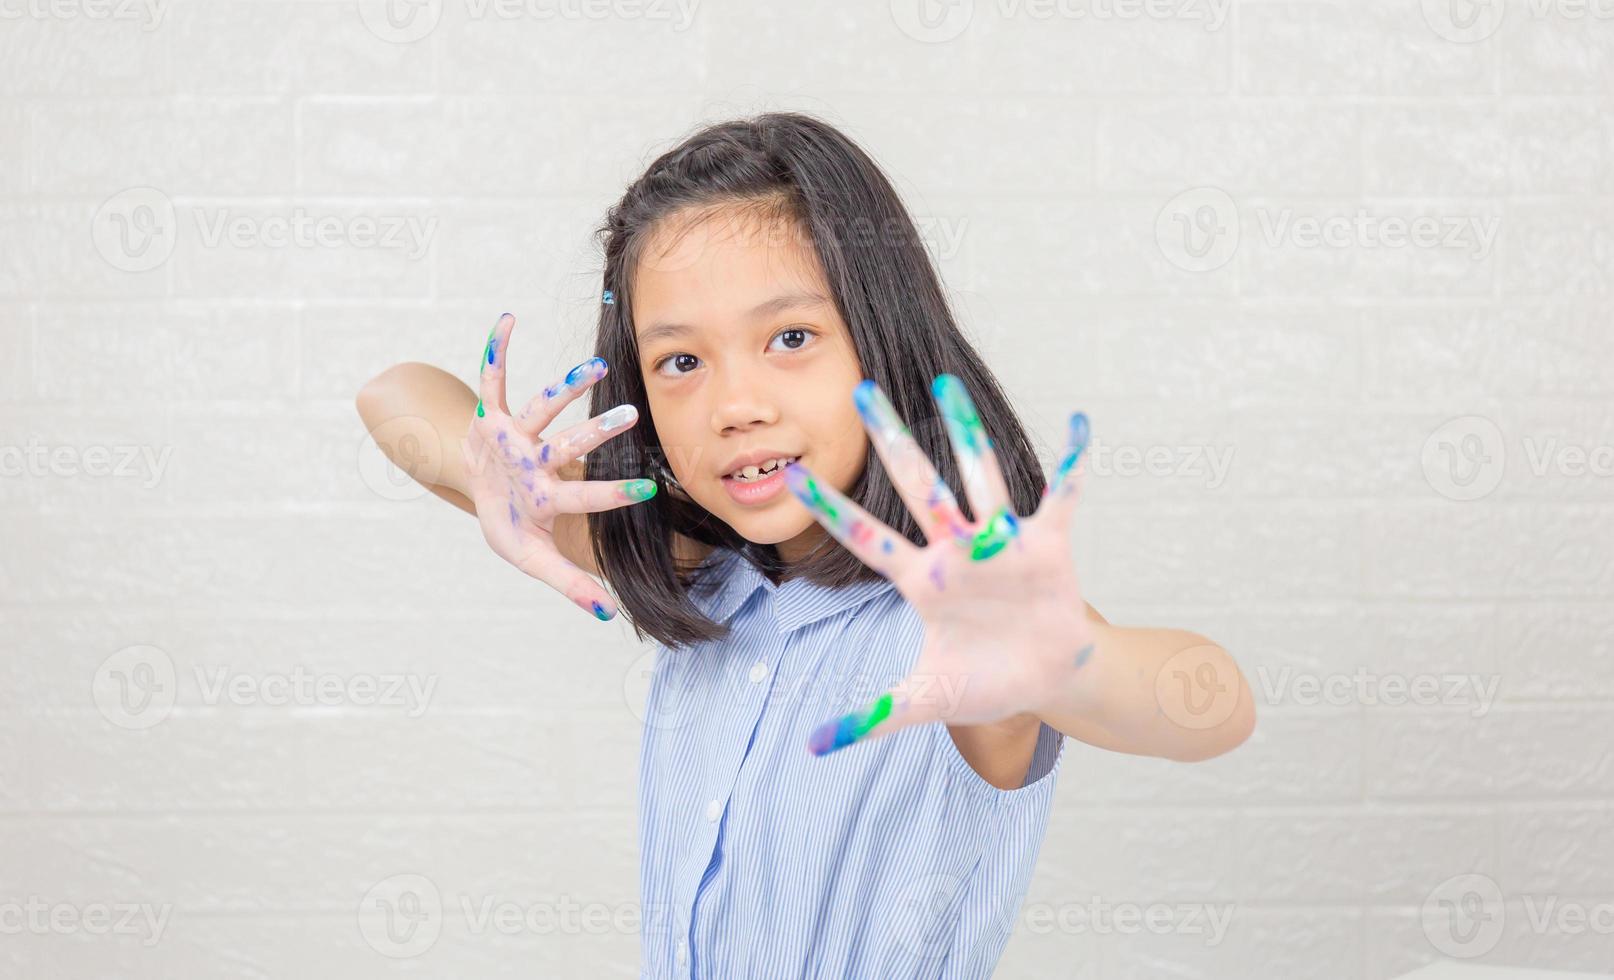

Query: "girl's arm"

xmin=356 ymin=361 xmax=599 ymax=574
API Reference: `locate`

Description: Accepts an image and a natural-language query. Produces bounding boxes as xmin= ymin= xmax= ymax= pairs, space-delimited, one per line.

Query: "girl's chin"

xmin=717 ymin=510 xmax=823 ymax=549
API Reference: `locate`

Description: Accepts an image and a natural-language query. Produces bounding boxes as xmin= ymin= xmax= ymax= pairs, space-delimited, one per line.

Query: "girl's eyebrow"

xmin=636 ymin=290 xmax=831 ymax=347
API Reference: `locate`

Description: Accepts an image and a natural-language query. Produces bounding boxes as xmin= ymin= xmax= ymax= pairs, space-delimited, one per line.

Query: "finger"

xmin=538 ymin=404 xmax=639 ymax=469
xmin=477 ymin=313 xmax=516 ymax=418
xmin=780 ymin=460 xmax=919 ymax=574
xmin=546 ymin=477 xmax=659 ymax=514
xmin=853 ymin=380 xmax=971 ymax=547
xmin=1041 ymin=411 xmax=1091 ymax=529
xmin=806 ymin=683 xmax=946 ymax=756
xmin=500 ymin=526 xmax=621 ymax=622
xmin=514 ymin=356 xmax=609 ymax=440
xmin=932 ymin=374 xmax=1014 ymax=527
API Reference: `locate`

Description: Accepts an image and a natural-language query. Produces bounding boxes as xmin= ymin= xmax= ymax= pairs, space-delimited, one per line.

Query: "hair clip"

xmin=602 ymin=289 xmax=615 ymax=305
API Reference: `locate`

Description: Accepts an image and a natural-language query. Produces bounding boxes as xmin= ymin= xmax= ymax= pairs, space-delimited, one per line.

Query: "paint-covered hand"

xmin=462 ymin=312 xmax=658 ymax=621
xmin=782 ymin=375 xmax=1093 ymax=755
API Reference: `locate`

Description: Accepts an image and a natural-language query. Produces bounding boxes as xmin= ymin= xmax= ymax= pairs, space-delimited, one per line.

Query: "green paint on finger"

xmin=623 ymin=479 xmax=658 ymax=502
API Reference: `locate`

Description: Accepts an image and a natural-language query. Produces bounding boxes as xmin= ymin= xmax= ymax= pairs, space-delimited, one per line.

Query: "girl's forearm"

xmin=355 ymin=360 xmax=600 ymax=573
xmin=356 ymin=361 xmax=479 ymax=513
xmin=1038 ymin=623 xmax=1256 ymax=762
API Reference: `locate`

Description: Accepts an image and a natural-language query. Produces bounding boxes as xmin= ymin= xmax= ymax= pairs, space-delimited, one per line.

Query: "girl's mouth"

xmin=720 ymin=455 xmax=800 ymax=505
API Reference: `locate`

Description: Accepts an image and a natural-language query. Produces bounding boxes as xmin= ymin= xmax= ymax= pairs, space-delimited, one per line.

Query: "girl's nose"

xmin=709 ymin=371 xmax=781 ymax=434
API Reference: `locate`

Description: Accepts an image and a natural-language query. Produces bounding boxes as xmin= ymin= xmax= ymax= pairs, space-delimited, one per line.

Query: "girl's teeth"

xmin=731 ymin=457 xmax=796 ymax=481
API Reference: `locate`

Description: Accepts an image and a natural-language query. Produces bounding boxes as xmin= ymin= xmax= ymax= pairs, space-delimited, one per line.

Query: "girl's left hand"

xmin=783 ymin=375 xmax=1094 ymax=756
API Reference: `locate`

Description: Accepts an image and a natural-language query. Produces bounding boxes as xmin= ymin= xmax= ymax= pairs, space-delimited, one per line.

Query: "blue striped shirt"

xmin=637 ymin=545 xmax=1068 ymax=978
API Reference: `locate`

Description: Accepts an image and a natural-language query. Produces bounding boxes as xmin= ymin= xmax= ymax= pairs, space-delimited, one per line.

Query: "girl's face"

xmin=631 ymin=207 xmax=867 ymax=564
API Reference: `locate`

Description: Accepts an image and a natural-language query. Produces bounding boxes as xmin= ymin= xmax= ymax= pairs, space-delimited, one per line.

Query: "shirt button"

xmin=748 ymin=661 xmax=768 ymax=683
xmin=705 ymin=798 xmax=722 ymax=822
xmin=675 ymin=939 xmax=688 ymax=966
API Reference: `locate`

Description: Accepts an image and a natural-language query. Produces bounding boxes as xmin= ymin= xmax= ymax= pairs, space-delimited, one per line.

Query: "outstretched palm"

xmin=462 ymin=313 xmax=659 ymax=620
xmin=782 ymin=375 xmax=1093 ymax=754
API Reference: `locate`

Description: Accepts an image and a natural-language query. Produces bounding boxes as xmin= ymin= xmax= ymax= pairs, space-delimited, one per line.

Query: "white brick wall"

xmin=2 ymin=0 xmax=1611 ymax=976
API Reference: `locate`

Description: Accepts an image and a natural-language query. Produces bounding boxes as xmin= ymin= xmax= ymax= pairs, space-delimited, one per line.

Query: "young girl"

xmin=358 ymin=112 xmax=1255 ymax=978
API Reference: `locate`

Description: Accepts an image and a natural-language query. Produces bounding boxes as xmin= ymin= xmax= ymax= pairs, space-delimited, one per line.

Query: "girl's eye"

xmin=768 ymin=327 xmax=816 ymax=353
xmin=653 ymin=328 xmax=817 ymax=378
xmin=654 ymin=353 xmax=701 ymax=378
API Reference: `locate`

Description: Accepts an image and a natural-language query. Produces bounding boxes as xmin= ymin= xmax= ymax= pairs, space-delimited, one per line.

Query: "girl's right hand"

xmin=460 ymin=313 xmax=658 ymax=621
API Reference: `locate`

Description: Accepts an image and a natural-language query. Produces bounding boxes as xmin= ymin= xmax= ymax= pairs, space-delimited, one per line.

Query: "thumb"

xmin=806 ymin=680 xmax=948 ymax=757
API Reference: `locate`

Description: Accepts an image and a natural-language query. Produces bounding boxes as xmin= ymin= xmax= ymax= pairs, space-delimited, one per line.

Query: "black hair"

xmin=584 ymin=111 xmax=1046 ymax=651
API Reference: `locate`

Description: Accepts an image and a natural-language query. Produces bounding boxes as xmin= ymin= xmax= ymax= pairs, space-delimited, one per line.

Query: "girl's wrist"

xmin=1035 ymin=620 xmax=1106 ymax=721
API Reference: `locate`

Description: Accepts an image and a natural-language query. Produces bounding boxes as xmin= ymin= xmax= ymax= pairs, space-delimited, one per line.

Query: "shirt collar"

xmin=689 ymin=547 xmax=898 ymax=634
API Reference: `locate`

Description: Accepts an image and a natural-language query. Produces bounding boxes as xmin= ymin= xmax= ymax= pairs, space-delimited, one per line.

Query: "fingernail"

xmin=808 ymin=692 xmax=893 ymax=756
xmin=1053 ymin=412 xmax=1090 ymax=487
xmin=598 ymin=404 xmax=637 ymax=431
xmin=564 ymin=357 xmax=607 ymax=388
xmin=933 ymin=374 xmax=986 ymax=455
xmin=623 ymin=478 xmax=658 ymax=502
xmin=852 ymin=378 xmax=879 ymax=415
xmin=591 ymin=600 xmax=614 ymax=621
xmin=476 ymin=399 xmax=485 ymax=418
xmin=853 ymin=379 xmax=907 ymax=442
